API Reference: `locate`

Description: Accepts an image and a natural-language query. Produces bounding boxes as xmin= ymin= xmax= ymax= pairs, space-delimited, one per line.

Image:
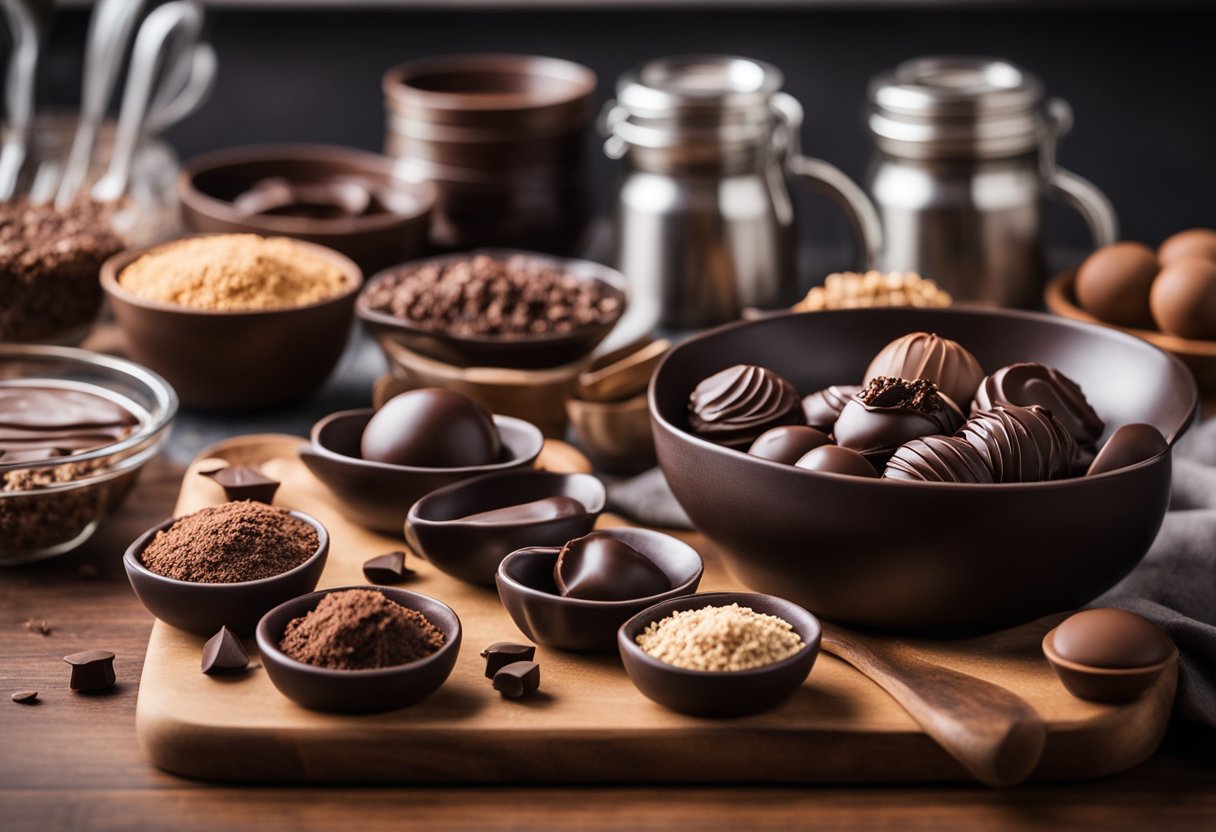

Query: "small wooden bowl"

xmin=617 ymin=591 xmax=821 ymax=718
xmin=495 ymin=528 xmax=703 ymax=653
xmin=565 ymin=392 xmax=656 ymax=474
xmin=575 ymin=337 xmax=671 ymax=403
xmin=1041 ymin=625 xmax=1178 ymax=703
xmin=123 ymin=511 xmax=329 ymax=637
xmin=406 ymin=469 xmax=605 ymax=586
xmin=256 ymin=585 xmax=461 ymax=715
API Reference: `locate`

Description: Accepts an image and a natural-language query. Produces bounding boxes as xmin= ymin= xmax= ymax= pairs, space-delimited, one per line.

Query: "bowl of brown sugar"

xmin=124 ymin=501 xmax=330 ymax=636
xmin=101 ymin=233 xmax=362 ymax=411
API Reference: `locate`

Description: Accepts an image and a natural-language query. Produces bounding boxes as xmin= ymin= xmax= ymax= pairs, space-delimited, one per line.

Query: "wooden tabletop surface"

xmin=2 ymin=455 xmax=1214 ymax=832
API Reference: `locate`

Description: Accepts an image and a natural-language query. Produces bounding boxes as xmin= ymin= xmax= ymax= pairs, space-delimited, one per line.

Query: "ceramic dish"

xmin=1041 ymin=624 xmax=1178 ymax=703
xmin=566 ymin=393 xmax=655 ymax=474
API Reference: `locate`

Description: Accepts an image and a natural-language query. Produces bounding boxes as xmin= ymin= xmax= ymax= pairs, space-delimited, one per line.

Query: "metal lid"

xmin=615 ymin=55 xmax=783 ymax=119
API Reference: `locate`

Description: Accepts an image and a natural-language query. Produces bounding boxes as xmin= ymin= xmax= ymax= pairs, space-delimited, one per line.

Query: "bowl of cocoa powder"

xmin=255 ymin=586 xmax=461 ymax=714
xmin=123 ymin=501 xmax=330 ymax=636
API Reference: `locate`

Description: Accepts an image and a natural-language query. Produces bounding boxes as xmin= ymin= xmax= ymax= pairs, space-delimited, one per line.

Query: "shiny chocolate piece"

xmin=1158 ymin=228 xmax=1216 ymax=267
xmin=362 ymin=551 xmax=416 ymax=585
xmin=794 ymin=445 xmax=878 ymax=478
xmin=11 ymin=690 xmax=38 ymax=704
xmin=492 ymin=660 xmax=540 ymax=699
xmin=64 ymin=649 xmax=116 ymax=691
xmin=1087 ymin=424 xmax=1168 ymax=476
xmin=834 ymin=377 xmax=965 ymax=462
xmin=553 ymin=533 xmax=671 ymax=602
xmin=1052 ymin=608 xmax=1174 ymax=669
xmin=863 ymin=332 xmax=983 ymax=408
xmin=1150 ymin=258 xmax=1216 ymax=340
xmin=0 ymin=383 xmax=138 ymax=464
xmin=748 ymin=425 xmax=831 ymax=465
xmin=200 ymin=465 xmax=281 ymax=504
xmin=801 ymin=385 xmax=859 ymax=433
xmin=1075 ymin=242 xmax=1159 ymax=329
xmin=883 ymin=435 xmax=994 ymax=483
xmin=688 ymin=364 xmax=802 ymax=447
xmin=201 ymin=626 xmax=250 ymax=675
xmin=233 ymin=176 xmax=378 ymax=220
xmin=480 ymin=642 xmax=536 ymax=678
xmin=361 ymin=388 xmax=501 ymax=468
xmin=973 ymin=363 xmax=1104 ymax=452
xmin=959 ymin=404 xmax=1080 ymax=482
xmin=459 ymin=496 xmax=585 ymax=525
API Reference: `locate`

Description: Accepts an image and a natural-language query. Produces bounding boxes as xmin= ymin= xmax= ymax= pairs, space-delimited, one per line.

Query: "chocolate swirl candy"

xmin=834 ymin=377 xmax=965 ymax=462
xmin=973 ymin=363 xmax=1104 ymax=452
xmin=801 ymin=384 xmax=860 ymax=434
xmin=884 ymin=435 xmax=994 ymax=484
xmin=959 ymin=404 xmax=1081 ymax=483
xmin=0 ymin=384 xmax=138 ymax=464
xmin=864 ymin=332 xmax=984 ymax=409
xmin=688 ymin=364 xmax=802 ymax=447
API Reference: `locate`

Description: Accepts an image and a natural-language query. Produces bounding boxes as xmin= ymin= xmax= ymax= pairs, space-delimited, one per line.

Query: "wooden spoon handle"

xmin=822 ymin=627 xmax=1047 ymax=787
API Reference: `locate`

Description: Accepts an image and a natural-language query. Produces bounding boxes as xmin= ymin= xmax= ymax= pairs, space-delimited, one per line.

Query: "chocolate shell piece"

xmin=833 ymin=377 xmax=965 ymax=462
xmin=883 ymin=435 xmax=994 ymax=484
xmin=553 ymin=533 xmax=671 ymax=601
xmin=973 ymin=363 xmax=1104 ymax=452
xmin=688 ymin=364 xmax=802 ymax=447
xmin=959 ymin=404 xmax=1081 ymax=483
xmin=748 ymin=425 xmax=831 ymax=465
xmin=1087 ymin=424 xmax=1168 ymax=476
xmin=801 ymin=385 xmax=860 ymax=433
xmin=863 ymin=332 xmax=983 ymax=409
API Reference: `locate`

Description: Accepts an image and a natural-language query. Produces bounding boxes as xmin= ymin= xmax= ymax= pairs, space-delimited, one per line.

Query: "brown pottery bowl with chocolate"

xmin=256 ymin=586 xmax=461 ymax=715
xmin=650 ymin=308 xmax=1198 ymax=634
xmin=179 ymin=144 xmax=436 ymax=273
xmin=101 ymin=236 xmax=362 ymax=411
xmin=495 ymin=527 xmax=703 ymax=653
xmin=123 ymin=510 xmax=329 ymax=636
xmin=617 ymin=591 xmax=822 ymax=718
xmin=299 ymin=408 xmax=544 ymax=535
xmin=406 ymin=470 xmax=606 ymax=586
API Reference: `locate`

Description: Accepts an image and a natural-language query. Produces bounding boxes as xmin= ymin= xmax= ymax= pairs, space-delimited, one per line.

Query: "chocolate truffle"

xmin=1052 ymin=608 xmax=1174 ymax=669
xmin=863 ymin=332 xmax=983 ymax=408
xmin=973 ymin=363 xmax=1104 ymax=452
xmin=1075 ymin=242 xmax=1159 ymax=329
xmin=801 ymin=384 xmax=860 ymax=433
xmin=748 ymin=425 xmax=831 ymax=465
xmin=360 ymin=388 xmax=501 ymax=468
xmin=833 ymin=377 xmax=965 ymax=462
xmin=794 ymin=445 xmax=878 ymax=478
xmin=883 ymin=435 xmax=994 ymax=484
xmin=959 ymin=404 xmax=1080 ymax=482
xmin=1150 ymin=258 xmax=1216 ymax=340
xmin=1158 ymin=228 xmax=1216 ymax=267
xmin=1087 ymin=424 xmax=1168 ymax=476
xmin=553 ymin=533 xmax=670 ymax=601
xmin=459 ymin=496 xmax=585 ymax=524
xmin=688 ymin=364 xmax=802 ymax=447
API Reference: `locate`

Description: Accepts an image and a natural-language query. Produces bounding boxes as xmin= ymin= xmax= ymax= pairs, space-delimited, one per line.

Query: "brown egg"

xmin=1158 ymin=228 xmax=1216 ymax=267
xmin=1150 ymin=258 xmax=1216 ymax=341
xmin=1074 ymin=242 xmax=1158 ymax=329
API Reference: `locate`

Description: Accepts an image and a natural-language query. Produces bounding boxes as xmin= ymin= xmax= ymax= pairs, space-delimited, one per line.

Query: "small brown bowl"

xmin=575 ymin=337 xmax=671 ymax=403
xmin=495 ymin=528 xmax=703 ymax=653
xmin=406 ymin=470 xmax=605 ymax=586
xmin=101 ymin=236 xmax=362 ymax=412
xmin=298 ymin=408 xmax=544 ymax=535
xmin=179 ymin=144 xmax=436 ymax=273
xmin=123 ymin=511 xmax=329 ymax=637
xmin=1041 ymin=625 xmax=1178 ymax=703
xmin=357 ymin=249 xmax=627 ymax=370
xmin=256 ymin=585 xmax=461 ymax=715
xmin=566 ymin=393 xmax=656 ymax=474
xmin=617 ymin=591 xmax=822 ymax=718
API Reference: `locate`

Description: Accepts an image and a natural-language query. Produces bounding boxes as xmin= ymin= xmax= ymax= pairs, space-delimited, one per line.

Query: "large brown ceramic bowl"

xmin=650 ymin=307 xmax=1199 ymax=634
xmin=101 ymin=236 xmax=362 ymax=411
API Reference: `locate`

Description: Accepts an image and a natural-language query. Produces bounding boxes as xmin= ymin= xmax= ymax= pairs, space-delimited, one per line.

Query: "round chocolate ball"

xmin=863 ymin=332 xmax=984 ymax=408
xmin=748 ymin=425 xmax=831 ymax=466
xmin=794 ymin=445 xmax=878 ymax=478
xmin=1150 ymin=258 xmax=1216 ymax=340
xmin=1052 ymin=608 xmax=1173 ymax=669
xmin=1075 ymin=242 xmax=1159 ymax=329
xmin=1158 ymin=228 xmax=1216 ymax=268
xmin=360 ymin=388 xmax=501 ymax=468
xmin=834 ymin=377 xmax=965 ymax=463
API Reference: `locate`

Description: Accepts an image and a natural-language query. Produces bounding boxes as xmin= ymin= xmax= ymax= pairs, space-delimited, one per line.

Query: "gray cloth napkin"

xmin=607 ymin=424 xmax=1216 ymax=729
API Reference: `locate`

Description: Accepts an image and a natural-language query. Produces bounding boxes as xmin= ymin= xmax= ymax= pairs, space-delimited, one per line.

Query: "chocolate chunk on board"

xmin=200 ymin=465 xmax=280 ymax=504
xmin=64 ymin=649 xmax=116 ymax=691
xmin=362 ymin=551 xmax=416 ymax=584
xmin=201 ymin=626 xmax=250 ymax=675
xmin=480 ymin=642 xmax=536 ymax=678
xmin=492 ymin=661 xmax=541 ymax=699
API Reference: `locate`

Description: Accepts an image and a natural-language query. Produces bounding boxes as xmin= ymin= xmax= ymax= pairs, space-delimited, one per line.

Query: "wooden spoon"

xmin=821 ymin=623 xmax=1047 ymax=787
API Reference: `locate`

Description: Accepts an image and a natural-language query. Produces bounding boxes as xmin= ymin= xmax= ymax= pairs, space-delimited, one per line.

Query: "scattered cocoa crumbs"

xmin=857 ymin=376 xmax=946 ymax=415
xmin=278 ymin=589 xmax=444 ymax=670
xmin=24 ymin=618 xmax=51 ymax=636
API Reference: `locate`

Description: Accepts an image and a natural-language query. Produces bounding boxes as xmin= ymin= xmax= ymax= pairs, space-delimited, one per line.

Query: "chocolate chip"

xmin=362 ymin=551 xmax=415 ymax=585
xmin=200 ymin=465 xmax=281 ymax=504
xmin=24 ymin=618 xmax=51 ymax=636
xmin=201 ymin=626 xmax=250 ymax=675
xmin=64 ymin=649 xmax=116 ymax=691
xmin=492 ymin=661 xmax=540 ymax=699
xmin=480 ymin=642 xmax=536 ymax=679
xmin=11 ymin=691 xmax=38 ymax=704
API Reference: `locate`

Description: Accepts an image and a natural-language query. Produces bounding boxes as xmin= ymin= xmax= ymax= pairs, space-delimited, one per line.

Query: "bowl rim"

xmin=617 ymin=590 xmax=822 ymax=679
xmin=255 ymin=584 xmax=462 ymax=678
xmin=382 ymin=53 xmax=597 ymax=113
xmin=100 ymin=234 xmax=364 ymax=318
xmin=1041 ymin=625 xmax=1179 ymax=678
xmin=406 ymin=469 xmax=607 ymax=528
xmin=650 ymin=306 xmax=1199 ymax=491
xmin=123 ymin=508 xmax=330 ymax=589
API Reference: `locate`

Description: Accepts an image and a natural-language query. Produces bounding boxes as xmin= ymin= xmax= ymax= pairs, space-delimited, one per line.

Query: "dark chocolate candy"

xmin=1150 ymin=258 xmax=1216 ymax=340
xmin=1087 ymin=424 xmax=1168 ymax=476
xmin=794 ymin=445 xmax=878 ymax=478
xmin=459 ymin=496 xmax=585 ymax=524
xmin=1075 ymin=242 xmax=1159 ymax=329
xmin=0 ymin=383 xmax=138 ymax=463
xmin=64 ymin=649 xmax=116 ymax=691
xmin=973 ymin=363 xmax=1104 ymax=452
xmin=1158 ymin=228 xmax=1216 ymax=267
xmin=834 ymin=377 xmax=965 ymax=462
xmin=747 ymin=425 xmax=831 ymax=465
xmin=200 ymin=465 xmax=281 ymax=504
xmin=688 ymin=364 xmax=802 ymax=447
xmin=883 ymin=435 xmax=994 ymax=483
xmin=492 ymin=660 xmax=540 ymax=699
xmin=201 ymin=626 xmax=250 ymax=675
xmin=863 ymin=332 xmax=983 ymax=408
xmin=480 ymin=642 xmax=537 ymax=678
xmin=361 ymin=388 xmax=501 ymax=468
xmin=362 ymin=551 xmax=416 ymax=584
xmin=1052 ymin=608 xmax=1174 ymax=669
xmin=11 ymin=691 xmax=38 ymax=704
xmin=553 ymin=533 xmax=671 ymax=601
xmin=801 ymin=385 xmax=859 ymax=434
xmin=959 ymin=404 xmax=1080 ymax=482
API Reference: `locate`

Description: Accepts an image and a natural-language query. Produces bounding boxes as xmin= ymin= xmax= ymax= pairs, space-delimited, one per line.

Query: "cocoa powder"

xmin=278 ymin=589 xmax=444 ymax=670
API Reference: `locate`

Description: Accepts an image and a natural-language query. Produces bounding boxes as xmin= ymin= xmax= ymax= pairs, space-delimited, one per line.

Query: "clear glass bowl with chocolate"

xmin=0 ymin=345 xmax=177 ymax=564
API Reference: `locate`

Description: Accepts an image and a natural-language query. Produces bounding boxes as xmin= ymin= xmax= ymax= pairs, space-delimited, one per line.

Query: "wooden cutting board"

xmin=134 ymin=434 xmax=1176 ymax=784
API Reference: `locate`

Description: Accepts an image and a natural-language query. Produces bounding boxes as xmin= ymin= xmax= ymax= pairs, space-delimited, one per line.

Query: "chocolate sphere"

xmin=959 ymin=404 xmax=1080 ymax=482
xmin=863 ymin=332 xmax=984 ymax=408
xmin=1087 ymin=424 xmax=1168 ymax=476
xmin=1150 ymin=258 xmax=1216 ymax=340
xmin=1075 ymin=242 xmax=1159 ymax=329
xmin=1158 ymin=228 xmax=1216 ymax=267
xmin=748 ymin=425 xmax=831 ymax=465
xmin=973 ymin=363 xmax=1104 ymax=452
xmin=834 ymin=377 xmax=965 ymax=462
xmin=794 ymin=445 xmax=878 ymax=478
xmin=801 ymin=384 xmax=860 ymax=433
xmin=1053 ymin=608 xmax=1174 ymax=669
xmin=883 ymin=435 xmax=994 ymax=484
xmin=688 ymin=364 xmax=802 ymax=447
xmin=361 ymin=388 xmax=501 ymax=468
xmin=553 ymin=533 xmax=671 ymax=601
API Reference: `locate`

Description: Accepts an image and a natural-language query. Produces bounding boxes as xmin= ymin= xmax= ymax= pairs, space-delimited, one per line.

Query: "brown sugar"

xmin=278 ymin=589 xmax=445 ymax=670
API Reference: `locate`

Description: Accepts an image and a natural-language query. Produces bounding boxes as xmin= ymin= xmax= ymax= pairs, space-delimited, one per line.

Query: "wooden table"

xmin=2 ymin=455 xmax=1214 ymax=832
